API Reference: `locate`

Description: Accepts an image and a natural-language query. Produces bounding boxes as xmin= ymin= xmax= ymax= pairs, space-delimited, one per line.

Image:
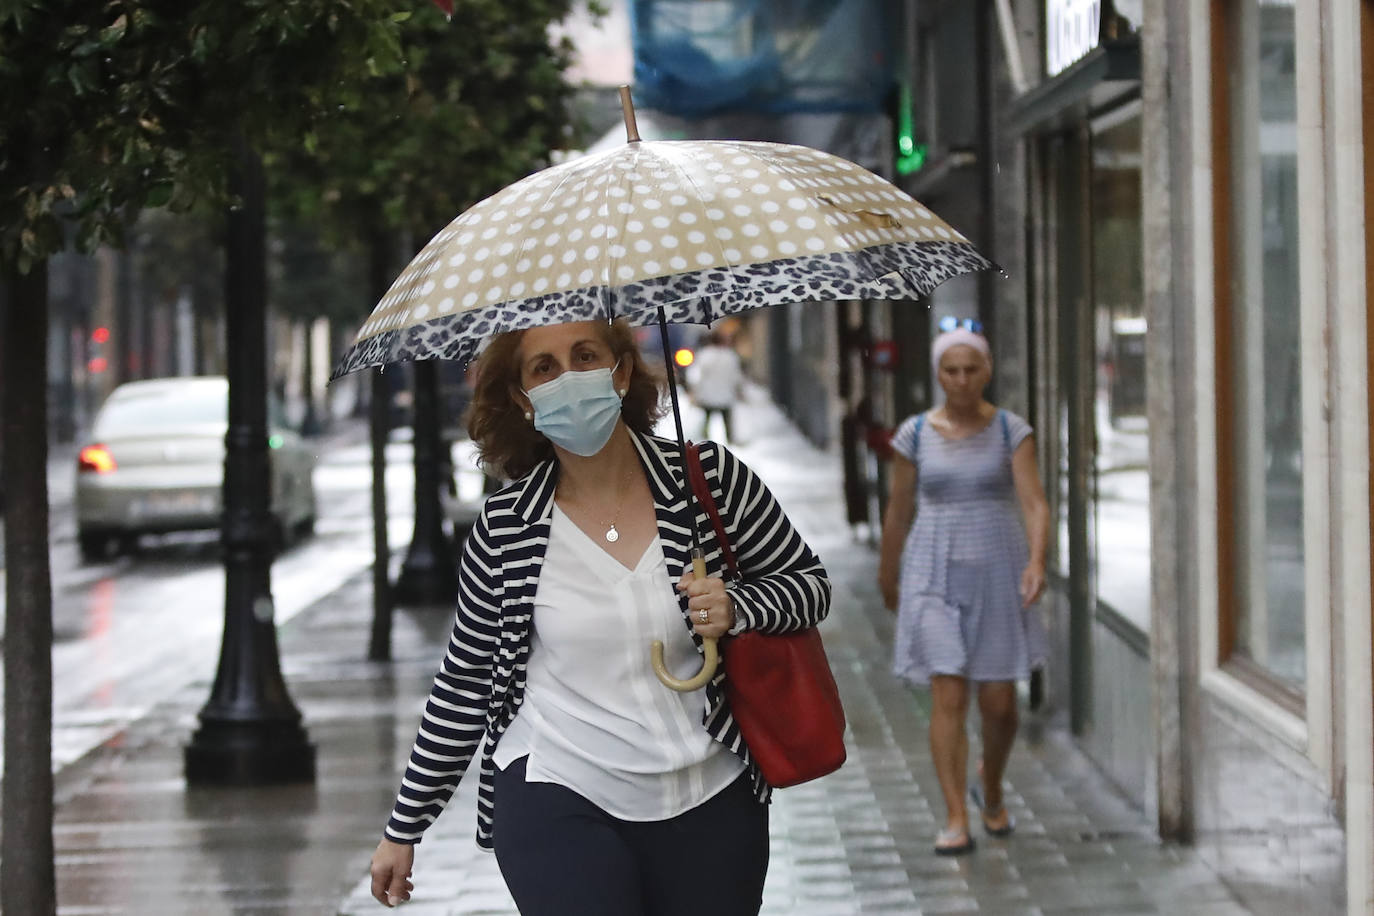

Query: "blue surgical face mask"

xmin=524 ymin=360 xmax=624 ymax=457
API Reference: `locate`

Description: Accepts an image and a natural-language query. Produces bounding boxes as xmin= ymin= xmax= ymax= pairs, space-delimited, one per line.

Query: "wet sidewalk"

xmin=52 ymin=389 xmax=1253 ymax=915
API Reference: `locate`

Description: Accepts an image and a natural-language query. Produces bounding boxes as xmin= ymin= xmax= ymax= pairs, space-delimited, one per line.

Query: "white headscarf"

xmin=931 ymin=328 xmax=991 ymax=369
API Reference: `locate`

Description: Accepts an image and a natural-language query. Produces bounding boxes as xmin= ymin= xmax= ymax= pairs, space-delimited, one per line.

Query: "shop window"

xmin=1215 ymin=0 xmax=1304 ymax=695
xmin=1090 ymin=108 xmax=1150 ymax=632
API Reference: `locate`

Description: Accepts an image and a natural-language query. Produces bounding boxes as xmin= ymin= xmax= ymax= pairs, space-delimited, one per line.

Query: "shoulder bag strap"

xmin=684 ymin=442 xmax=739 ymax=581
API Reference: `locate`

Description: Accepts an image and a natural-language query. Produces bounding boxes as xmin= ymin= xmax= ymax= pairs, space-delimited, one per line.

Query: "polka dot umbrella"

xmin=332 ymin=88 xmax=995 ymax=692
xmin=330 ymin=90 xmax=994 ymax=382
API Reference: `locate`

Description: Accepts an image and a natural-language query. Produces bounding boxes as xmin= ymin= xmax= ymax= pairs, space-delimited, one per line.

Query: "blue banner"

xmin=631 ymin=0 xmax=896 ymax=116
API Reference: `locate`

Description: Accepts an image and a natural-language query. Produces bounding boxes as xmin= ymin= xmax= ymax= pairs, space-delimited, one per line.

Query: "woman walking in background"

xmin=368 ymin=318 xmax=831 ymax=914
xmin=687 ymin=328 xmax=745 ymax=444
xmin=877 ymin=322 xmax=1050 ymax=857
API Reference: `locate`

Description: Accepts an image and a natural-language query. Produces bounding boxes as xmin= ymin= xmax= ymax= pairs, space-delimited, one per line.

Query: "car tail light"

xmin=78 ymin=444 xmax=117 ymax=474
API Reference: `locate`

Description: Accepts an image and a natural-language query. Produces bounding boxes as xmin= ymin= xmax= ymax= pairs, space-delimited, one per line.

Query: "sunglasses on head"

xmin=937 ymin=316 xmax=984 ymax=334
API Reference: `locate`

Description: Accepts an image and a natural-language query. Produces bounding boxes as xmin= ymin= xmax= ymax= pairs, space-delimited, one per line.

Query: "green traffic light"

xmin=894 ymin=82 xmax=925 ymax=177
xmin=897 ymin=143 xmax=927 ymax=176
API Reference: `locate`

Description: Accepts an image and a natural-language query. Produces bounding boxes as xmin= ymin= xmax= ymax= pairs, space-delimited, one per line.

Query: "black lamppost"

xmin=392 ymin=360 xmax=458 ymax=605
xmin=184 ymin=139 xmax=314 ymax=785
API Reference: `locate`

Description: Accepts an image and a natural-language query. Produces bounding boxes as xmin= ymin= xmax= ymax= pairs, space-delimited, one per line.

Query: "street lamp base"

xmin=392 ymin=556 xmax=459 ymax=606
xmin=184 ymin=721 xmax=316 ymax=786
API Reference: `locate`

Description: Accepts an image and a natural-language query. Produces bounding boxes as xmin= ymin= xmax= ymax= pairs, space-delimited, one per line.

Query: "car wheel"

xmin=77 ymin=531 xmax=108 ymax=563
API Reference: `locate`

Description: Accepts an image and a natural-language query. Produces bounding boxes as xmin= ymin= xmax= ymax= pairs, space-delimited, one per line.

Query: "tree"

xmin=0 ymin=4 xmax=402 ymax=910
xmin=271 ymin=223 xmax=368 ymax=434
xmin=281 ymin=1 xmax=582 ymax=248
xmin=131 ymin=207 xmax=227 ymax=377
xmin=272 ymin=0 xmax=583 ymax=630
xmin=1 ymin=7 xmax=205 ymax=911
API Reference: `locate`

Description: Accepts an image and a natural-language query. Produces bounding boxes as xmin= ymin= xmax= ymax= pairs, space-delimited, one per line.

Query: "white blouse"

xmin=493 ymin=505 xmax=744 ymax=820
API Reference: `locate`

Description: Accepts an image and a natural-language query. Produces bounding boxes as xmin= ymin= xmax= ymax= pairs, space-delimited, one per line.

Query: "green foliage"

xmin=0 ymin=1 xmax=405 ymax=273
xmin=130 ymin=206 xmax=224 ymax=315
xmin=269 ymin=221 xmax=365 ymax=323
xmin=275 ymin=0 xmax=582 ymax=272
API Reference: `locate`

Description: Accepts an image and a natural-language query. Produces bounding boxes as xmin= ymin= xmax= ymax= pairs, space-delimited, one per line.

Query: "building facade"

xmin=898 ymin=0 xmax=1372 ymax=910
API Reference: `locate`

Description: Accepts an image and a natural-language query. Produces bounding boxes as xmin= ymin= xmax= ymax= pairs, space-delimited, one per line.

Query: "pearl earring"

xmin=524 ymin=410 xmax=533 ymax=421
xmin=617 ymin=388 xmax=627 ymax=398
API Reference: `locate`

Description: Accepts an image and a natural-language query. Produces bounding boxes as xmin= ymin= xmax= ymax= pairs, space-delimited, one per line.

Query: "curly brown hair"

xmin=465 ymin=320 xmax=668 ymax=481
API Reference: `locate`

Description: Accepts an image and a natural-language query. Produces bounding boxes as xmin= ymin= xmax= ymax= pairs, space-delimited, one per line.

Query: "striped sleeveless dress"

xmin=889 ymin=409 xmax=1048 ymax=685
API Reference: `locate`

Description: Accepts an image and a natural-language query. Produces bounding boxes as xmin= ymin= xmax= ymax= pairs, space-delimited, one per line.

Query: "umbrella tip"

xmin=618 ymin=85 xmax=641 ymax=144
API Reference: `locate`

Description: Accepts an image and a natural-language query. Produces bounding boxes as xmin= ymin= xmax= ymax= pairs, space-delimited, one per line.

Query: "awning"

xmin=1006 ymin=40 xmax=1142 ymax=135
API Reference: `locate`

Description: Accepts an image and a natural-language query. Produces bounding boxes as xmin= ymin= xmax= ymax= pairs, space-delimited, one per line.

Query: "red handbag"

xmin=685 ymin=443 xmax=847 ymax=788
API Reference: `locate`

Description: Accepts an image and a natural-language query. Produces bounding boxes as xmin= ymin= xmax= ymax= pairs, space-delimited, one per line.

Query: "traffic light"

xmin=893 ymin=83 xmax=927 ymax=177
xmin=88 ymin=326 xmax=111 ymax=374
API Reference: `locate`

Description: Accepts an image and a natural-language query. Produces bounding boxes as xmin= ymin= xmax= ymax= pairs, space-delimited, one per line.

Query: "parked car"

xmin=74 ymin=377 xmax=317 ymax=562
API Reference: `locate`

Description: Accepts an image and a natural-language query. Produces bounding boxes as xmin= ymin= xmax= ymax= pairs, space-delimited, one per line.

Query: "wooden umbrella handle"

xmin=651 ymin=553 xmax=719 ymax=692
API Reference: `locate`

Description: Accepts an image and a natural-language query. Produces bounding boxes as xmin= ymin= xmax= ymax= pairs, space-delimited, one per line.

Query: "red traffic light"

xmin=91 ymin=327 xmax=110 ymax=344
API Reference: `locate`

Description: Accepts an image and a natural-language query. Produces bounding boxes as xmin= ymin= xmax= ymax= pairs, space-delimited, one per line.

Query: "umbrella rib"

xmin=604 ymin=144 xmax=643 ymax=323
xmin=619 ymin=142 xmax=664 ymax=320
xmin=515 ymin=157 xmax=602 ymax=324
xmin=647 ymin=141 xmax=755 ymax=326
xmin=630 ymin=144 xmax=702 ymax=323
xmin=595 ymin=142 xmax=635 ymax=323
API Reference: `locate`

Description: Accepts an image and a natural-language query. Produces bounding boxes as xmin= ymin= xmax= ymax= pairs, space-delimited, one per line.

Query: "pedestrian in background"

xmin=368 ymin=318 xmax=831 ymax=914
xmin=877 ymin=323 xmax=1050 ymax=856
xmin=687 ymin=328 xmax=744 ymax=444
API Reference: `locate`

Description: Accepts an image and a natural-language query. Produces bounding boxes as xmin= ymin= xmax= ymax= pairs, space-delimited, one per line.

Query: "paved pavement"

xmin=50 ymin=389 xmax=1262 ymax=915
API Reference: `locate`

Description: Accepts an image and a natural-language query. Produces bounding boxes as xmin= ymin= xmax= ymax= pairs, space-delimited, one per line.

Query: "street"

xmin=0 ymin=390 xmax=1334 ymax=914
xmin=29 ymin=389 xmax=1281 ymax=915
xmin=0 ymin=423 xmax=483 ymax=779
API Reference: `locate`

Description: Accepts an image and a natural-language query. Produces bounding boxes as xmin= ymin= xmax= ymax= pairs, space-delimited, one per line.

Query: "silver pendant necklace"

xmin=604 ymin=464 xmax=635 ymax=543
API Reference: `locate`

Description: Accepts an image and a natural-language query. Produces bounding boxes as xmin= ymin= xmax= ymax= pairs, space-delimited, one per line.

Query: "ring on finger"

xmin=698 ymin=609 xmax=708 ymax=623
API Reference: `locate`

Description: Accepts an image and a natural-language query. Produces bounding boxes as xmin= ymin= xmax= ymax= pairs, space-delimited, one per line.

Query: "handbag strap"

xmin=684 ymin=442 xmax=739 ymax=581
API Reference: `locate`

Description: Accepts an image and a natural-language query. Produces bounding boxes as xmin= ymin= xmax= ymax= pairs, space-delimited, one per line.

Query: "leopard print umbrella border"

xmin=331 ymin=139 xmax=997 ymax=380
xmin=330 ymin=238 xmax=992 ymax=378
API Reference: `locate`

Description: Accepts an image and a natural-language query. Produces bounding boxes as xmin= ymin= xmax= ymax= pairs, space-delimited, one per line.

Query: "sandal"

xmin=933 ymin=828 xmax=976 ymax=856
xmin=968 ymin=784 xmax=1016 ymax=837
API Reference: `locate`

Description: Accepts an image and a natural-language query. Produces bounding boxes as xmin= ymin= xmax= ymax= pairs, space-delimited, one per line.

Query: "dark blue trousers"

xmin=492 ymin=757 xmax=769 ymax=916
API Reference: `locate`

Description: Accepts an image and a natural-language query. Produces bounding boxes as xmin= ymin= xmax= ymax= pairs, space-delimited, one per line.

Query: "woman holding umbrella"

xmin=368 ymin=318 xmax=831 ymax=914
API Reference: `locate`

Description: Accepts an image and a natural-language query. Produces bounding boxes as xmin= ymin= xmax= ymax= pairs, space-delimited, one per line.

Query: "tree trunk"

xmin=299 ymin=319 xmax=321 ymax=437
xmin=393 ymin=359 xmax=458 ymax=605
xmin=1 ymin=258 xmax=57 ymax=915
xmin=366 ymin=230 xmax=393 ymax=660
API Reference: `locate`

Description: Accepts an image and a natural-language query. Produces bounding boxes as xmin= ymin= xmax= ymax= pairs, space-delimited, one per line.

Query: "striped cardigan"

xmin=384 ymin=431 xmax=832 ymax=849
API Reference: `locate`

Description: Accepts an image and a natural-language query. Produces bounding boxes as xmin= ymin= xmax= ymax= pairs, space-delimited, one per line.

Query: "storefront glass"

xmin=1227 ymin=0 xmax=1304 ymax=689
xmin=1090 ymin=109 xmax=1150 ymax=632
